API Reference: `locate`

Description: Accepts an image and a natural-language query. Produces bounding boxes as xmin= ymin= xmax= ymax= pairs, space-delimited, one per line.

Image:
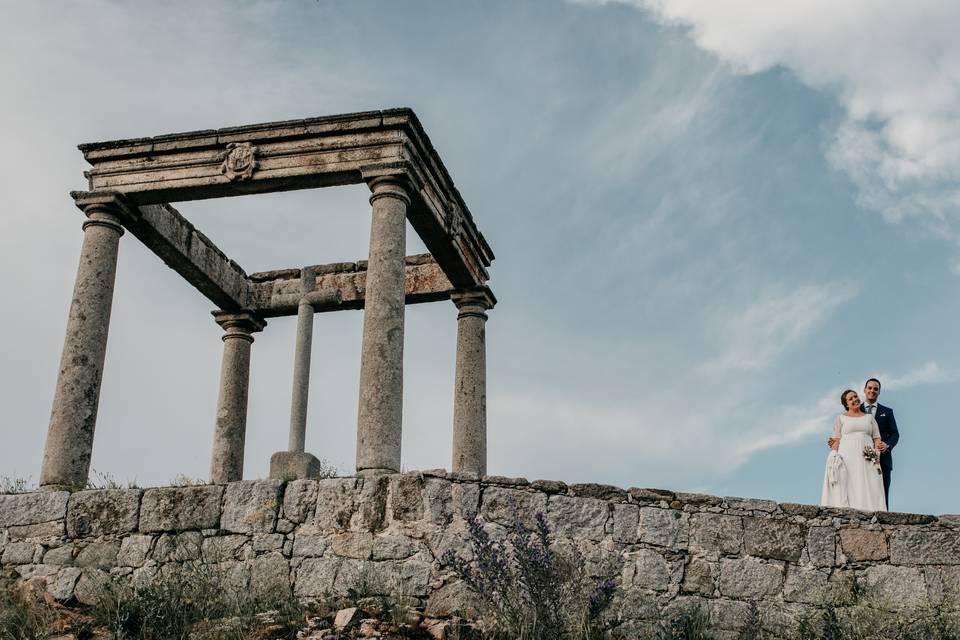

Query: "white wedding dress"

xmin=820 ymin=414 xmax=887 ymax=511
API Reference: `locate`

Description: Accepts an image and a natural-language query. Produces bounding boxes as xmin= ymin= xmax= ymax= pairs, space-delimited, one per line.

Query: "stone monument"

xmin=40 ymin=109 xmax=496 ymax=488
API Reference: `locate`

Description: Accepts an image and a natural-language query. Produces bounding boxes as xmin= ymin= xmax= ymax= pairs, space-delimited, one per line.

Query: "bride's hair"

xmin=840 ymin=389 xmax=857 ymax=409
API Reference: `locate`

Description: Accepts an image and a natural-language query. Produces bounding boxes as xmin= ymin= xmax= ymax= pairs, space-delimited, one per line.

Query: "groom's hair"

xmin=841 ymin=389 xmax=857 ymax=408
xmin=864 ymin=378 xmax=881 ymax=389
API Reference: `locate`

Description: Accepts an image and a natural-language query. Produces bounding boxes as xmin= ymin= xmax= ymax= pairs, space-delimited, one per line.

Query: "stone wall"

xmin=2 ymin=472 xmax=959 ymax=638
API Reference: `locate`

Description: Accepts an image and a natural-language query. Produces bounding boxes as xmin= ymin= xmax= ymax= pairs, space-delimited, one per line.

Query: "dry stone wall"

xmin=2 ymin=472 xmax=959 ymax=638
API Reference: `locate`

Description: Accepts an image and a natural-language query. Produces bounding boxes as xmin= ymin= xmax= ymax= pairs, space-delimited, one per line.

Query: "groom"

xmin=862 ymin=378 xmax=899 ymax=508
xmin=830 ymin=378 xmax=900 ymax=507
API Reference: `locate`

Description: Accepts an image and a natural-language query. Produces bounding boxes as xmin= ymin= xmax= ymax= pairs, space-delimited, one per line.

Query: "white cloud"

xmin=702 ymin=282 xmax=857 ymax=372
xmin=577 ymin=0 xmax=960 ymax=240
xmin=488 ymin=385 xmax=746 ymax=487
xmin=733 ymin=389 xmax=838 ymax=461
xmin=876 ymin=361 xmax=956 ymax=390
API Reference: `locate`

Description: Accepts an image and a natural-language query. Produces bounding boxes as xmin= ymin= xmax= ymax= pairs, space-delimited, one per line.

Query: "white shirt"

xmin=864 ymin=403 xmax=878 ymax=414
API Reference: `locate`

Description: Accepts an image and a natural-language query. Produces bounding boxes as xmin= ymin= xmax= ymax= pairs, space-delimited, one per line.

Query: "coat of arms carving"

xmin=220 ymin=142 xmax=259 ymax=181
xmin=446 ymin=204 xmax=462 ymax=238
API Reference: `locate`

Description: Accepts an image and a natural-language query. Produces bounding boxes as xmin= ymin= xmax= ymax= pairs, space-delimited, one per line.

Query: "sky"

xmin=1 ymin=1 xmax=958 ymax=514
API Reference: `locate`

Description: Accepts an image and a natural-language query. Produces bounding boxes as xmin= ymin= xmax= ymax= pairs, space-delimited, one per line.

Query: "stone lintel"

xmin=77 ymin=108 xmax=494 ymax=289
xmin=250 ymin=255 xmax=459 ymax=318
xmin=71 ymin=192 xmax=252 ymax=311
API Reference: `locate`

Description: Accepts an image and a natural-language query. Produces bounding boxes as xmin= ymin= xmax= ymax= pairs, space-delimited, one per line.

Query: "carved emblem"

xmin=446 ymin=204 xmax=462 ymax=238
xmin=220 ymin=142 xmax=259 ymax=181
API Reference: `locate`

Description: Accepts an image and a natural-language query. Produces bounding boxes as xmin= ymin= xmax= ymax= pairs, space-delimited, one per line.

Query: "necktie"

xmin=866 ymin=405 xmax=874 ymax=414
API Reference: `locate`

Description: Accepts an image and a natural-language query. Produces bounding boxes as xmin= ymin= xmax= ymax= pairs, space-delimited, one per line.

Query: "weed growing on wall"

xmin=657 ymin=604 xmax=711 ymax=640
xmin=441 ymin=509 xmax=617 ymax=640
xmin=167 ymin=474 xmax=207 ymax=487
xmin=0 ymin=476 xmax=33 ymax=494
xmin=86 ymin=469 xmax=138 ymax=490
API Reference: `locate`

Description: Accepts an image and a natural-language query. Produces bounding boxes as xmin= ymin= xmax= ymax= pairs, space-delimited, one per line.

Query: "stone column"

xmin=209 ymin=310 xmax=266 ymax=484
xmin=288 ymin=267 xmax=316 ymax=453
xmin=450 ymin=288 xmax=495 ymax=476
xmin=355 ymin=177 xmax=410 ymax=474
xmin=270 ymin=283 xmax=341 ymax=481
xmin=40 ymin=197 xmax=129 ymax=488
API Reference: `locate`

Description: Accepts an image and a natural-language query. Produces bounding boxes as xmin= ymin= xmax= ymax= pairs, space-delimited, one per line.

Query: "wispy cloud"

xmin=733 ymin=389 xmax=838 ymax=461
xmin=702 ymin=282 xmax=857 ymax=373
xmin=877 ymin=361 xmax=956 ymax=390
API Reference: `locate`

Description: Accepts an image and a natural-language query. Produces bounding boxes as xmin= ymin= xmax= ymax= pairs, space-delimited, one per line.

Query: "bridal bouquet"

xmin=862 ymin=447 xmax=882 ymax=475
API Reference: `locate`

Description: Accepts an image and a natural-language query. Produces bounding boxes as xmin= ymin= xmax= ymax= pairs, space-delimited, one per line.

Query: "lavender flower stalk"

xmin=441 ymin=503 xmax=618 ymax=639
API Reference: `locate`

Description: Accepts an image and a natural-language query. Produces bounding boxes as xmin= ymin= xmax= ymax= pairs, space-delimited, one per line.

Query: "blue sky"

xmin=1 ymin=1 xmax=958 ymax=514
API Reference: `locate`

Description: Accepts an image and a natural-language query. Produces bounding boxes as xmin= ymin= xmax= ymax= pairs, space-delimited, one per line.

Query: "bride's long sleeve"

xmin=832 ymin=415 xmax=843 ymax=441
xmin=869 ymin=415 xmax=881 ymax=440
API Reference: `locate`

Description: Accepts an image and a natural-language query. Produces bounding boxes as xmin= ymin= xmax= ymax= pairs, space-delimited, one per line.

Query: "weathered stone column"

xmin=356 ymin=177 xmax=410 ymax=474
xmin=209 ymin=310 xmax=266 ymax=484
xmin=270 ymin=281 xmax=341 ymax=481
xmin=40 ymin=195 xmax=131 ymax=489
xmin=450 ymin=288 xmax=495 ymax=476
xmin=288 ymin=267 xmax=316 ymax=453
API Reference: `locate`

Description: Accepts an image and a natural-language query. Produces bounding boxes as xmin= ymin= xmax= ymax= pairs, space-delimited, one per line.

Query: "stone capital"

xmin=212 ymin=310 xmax=267 ymax=340
xmin=451 ymin=286 xmax=496 ymax=315
xmin=366 ymin=175 xmax=413 ymax=207
xmin=71 ymin=191 xmax=139 ymax=228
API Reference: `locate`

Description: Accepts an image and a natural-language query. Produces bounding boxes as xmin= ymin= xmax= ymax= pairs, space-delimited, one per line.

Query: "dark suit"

xmin=862 ymin=402 xmax=899 ymax=507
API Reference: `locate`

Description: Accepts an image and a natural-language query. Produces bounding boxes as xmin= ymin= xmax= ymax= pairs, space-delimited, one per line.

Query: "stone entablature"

xmin=76 ymin=108 xmax=493 ymax=287
xmin=3 ymin=476 xmax=959 ymax=639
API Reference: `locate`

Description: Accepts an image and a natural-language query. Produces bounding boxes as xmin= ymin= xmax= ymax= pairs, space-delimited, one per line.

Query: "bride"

xmin=820 ymin=389 xmax=887 ymax=511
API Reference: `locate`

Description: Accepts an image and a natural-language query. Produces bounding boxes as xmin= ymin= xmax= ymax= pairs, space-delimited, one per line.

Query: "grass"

xmin=0 ymin=470 xmax=141 ymax=494
xmin=0 ymin=572 xmax=69 ymax=640
xmin=2 ymin=564 xmax=306 ymax=640
xmin=168 ymin=473 xmax=207 ymax=487
xmin=653 ymin=599 xmax=960 ymax=640
xmin=87 ymin=469 xmax=139 ymax=490
xmin=89 ymin=563 xmax=305 ymax=640
xmin=0 ymin=476 xmax=34 ymax=494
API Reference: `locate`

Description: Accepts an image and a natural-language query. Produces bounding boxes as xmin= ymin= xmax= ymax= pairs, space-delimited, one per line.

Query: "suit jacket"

xmin=861 ymin=403 xmax=899 ymax=470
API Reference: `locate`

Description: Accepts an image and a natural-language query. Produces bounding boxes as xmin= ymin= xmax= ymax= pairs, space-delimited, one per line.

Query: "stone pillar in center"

xmin=355 ymin=176 xmax=410 ymax=475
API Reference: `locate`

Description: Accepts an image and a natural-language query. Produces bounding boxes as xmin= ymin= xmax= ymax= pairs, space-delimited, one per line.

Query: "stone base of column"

xmin=269 ymin=451 xmax=327 ymax=481
xmin=356 ymin=467 xmax=395 ymax=478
